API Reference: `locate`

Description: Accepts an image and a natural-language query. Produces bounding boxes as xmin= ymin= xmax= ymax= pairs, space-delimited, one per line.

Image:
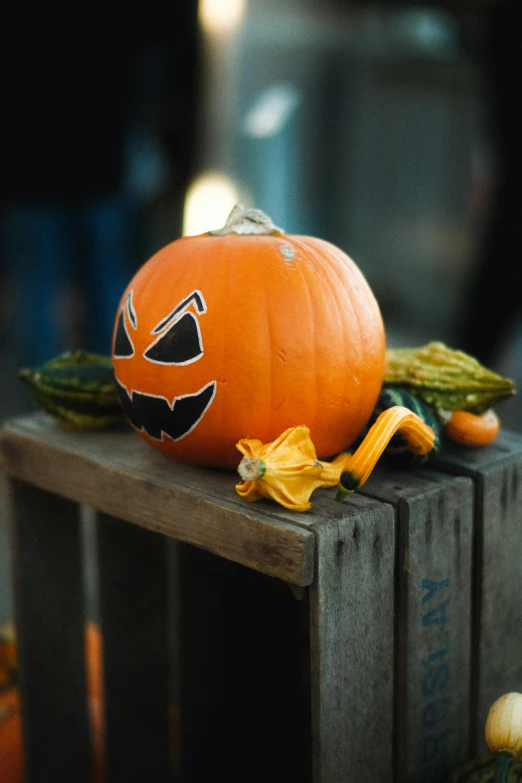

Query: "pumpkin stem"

xmin=494 ymin=750 xmax=514 ymax=783
xmin=335 ymin=406 xmax=436 ymax=501
xmin=208 ymin=204 xmax=283 ymax=236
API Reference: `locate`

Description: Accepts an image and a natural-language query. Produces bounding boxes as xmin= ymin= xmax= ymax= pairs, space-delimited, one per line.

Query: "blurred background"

xmin=0 ymin=0 xmax=519 ymax=619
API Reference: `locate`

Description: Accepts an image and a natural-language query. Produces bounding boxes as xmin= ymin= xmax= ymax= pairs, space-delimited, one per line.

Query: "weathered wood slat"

xmin=433 ymin=431 xmax=522 ymax=755
xmin=7 ymin=479 xmax=92 ymax=782
xmin=308 ymin=495 xmax=396 ymax=783
xmin=0 ymin=414 xmax=314 ymax=585
xmin=96 ymin=512 xmax=171 ymax=782
xmin=360 ymin=466 xmax=474 ymax=783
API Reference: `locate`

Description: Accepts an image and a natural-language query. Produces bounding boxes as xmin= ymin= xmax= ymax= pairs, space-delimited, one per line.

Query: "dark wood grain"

xmin=7 ymin=479 xmax=92 ymax=782
xmin=361 ymin=466 xmax=474 ymax=783
xmin=96 ymin=511 xmax=172 ymax=782
xmin=433 ymin=431 xmax=522 ymax=754
xmin=0 ymin=414 xmax=314 ymax=585
xmin=309 ymin=495 xmax=396 ymax=783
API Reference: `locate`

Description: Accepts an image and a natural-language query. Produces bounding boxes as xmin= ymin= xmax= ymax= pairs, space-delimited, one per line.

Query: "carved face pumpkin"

xmin=114 ymin=289 xmax=216 ymax=443
xmin=112 ymin=206 xmax=386 ymax=469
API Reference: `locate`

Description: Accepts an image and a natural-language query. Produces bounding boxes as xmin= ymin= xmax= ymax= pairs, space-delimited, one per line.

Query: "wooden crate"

xmin=1 ymin=413 xmax=521 ymax=783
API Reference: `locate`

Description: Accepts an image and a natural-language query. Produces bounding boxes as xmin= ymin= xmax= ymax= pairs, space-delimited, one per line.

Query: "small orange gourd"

xmin=112 ymin=205 xmax=386 ymax=468
xmin=446 ymin=409 xmax=500 ymax=447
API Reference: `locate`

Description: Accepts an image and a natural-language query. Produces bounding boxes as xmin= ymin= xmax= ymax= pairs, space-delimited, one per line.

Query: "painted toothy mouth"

xmin=115 ymin=378 xmax=216 ymax=442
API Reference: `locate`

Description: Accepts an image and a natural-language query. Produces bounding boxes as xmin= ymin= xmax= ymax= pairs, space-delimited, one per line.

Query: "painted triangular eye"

xmin=144 ymin=312 xmax=203 ymax=365
xmin=114 ymin=310 xmax=134 ymax=357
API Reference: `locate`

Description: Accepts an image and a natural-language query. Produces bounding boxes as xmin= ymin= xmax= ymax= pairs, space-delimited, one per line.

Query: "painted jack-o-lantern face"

xmin=114 ymin=290 xmax=216 ymax=444
xmin=112 ymin=206 xmax=386 ymax=470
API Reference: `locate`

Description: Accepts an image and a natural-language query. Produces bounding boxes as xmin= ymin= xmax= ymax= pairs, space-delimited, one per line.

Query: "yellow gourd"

xmin=485 ymin=693 xmax=522 ymax=783
xmin=235 ymin=406 xmax=437 ymax=511
xmin=236 ymin=425 xmax=347 ymax=512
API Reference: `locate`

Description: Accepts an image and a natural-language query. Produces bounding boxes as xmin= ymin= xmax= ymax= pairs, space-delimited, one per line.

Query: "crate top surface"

xmin=2 ymin=413 xmax=522 ymax=585
xmin=0 ymin=413 xmax=383 ymax=585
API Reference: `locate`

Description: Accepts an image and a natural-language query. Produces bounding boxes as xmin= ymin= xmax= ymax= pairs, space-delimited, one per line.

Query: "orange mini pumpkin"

xmin=112 ymin=205 xmax=386 ymax=469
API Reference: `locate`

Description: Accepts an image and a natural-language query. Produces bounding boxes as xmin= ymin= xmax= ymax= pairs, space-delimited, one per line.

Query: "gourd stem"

xmin=208 ymin=204 xmax=283 ymax=236
xmin=237 ymin=456 xmax=267 ymax=481
xmin=335 ymin=482 xmax=354 ymax=502
xmin=336 ymin=406 xmax=436 ymax=500
xmin=494 ymin=750 xmax=514 ymax=783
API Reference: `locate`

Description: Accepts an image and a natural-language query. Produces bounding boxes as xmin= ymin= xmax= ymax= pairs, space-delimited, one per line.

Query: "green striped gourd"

xmin=19 ymin=351 xmax=124 ymax=430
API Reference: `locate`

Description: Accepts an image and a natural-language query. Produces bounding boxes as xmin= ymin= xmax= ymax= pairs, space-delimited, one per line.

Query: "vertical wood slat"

xmin=178 ymin=546 xmax=231 ymax=783
xmin=95 ymin=512 xmax=171 ymax=783
xmin=433 ymin=432 xmax=522 ymax=754
xmin=179 ymin=544 xmax=312 ymax=783
xmin=7 ymin=479 xmax=92 ymax=783
xmin=309 ymin=499 xmax=396 ymax=783
xmin=360 ymin=467 xmax=474 ymax=783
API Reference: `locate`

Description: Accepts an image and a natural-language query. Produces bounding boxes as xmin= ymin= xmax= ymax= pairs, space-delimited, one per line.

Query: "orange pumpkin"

xmin=112 ymin=206 xmax=386 ymax=469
